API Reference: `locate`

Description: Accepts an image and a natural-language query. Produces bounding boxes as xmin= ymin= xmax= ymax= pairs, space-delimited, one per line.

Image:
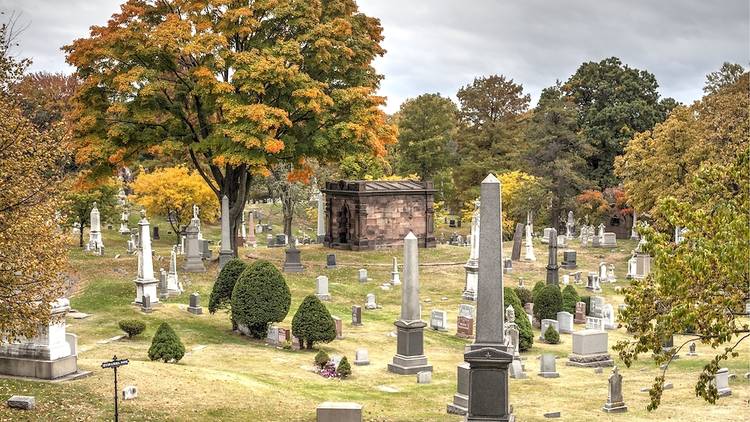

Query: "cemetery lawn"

xmin=0 ymin=209 xmax=748 ymax=421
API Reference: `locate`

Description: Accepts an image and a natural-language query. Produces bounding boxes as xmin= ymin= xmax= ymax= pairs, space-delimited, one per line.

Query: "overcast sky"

xmin=2 ymin=0 xmax=747 ymax=112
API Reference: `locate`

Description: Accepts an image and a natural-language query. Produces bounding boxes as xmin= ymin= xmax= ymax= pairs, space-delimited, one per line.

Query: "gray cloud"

xmin=2 ymin=0 xmax=747 ymax=112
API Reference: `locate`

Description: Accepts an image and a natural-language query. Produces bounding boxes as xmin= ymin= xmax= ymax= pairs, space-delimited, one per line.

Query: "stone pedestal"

xmin=183 ymin=219 xmax=206 ymax=272
xmin=464 ymin=346 xmax=514 ymax=422
xmin=0 ymin=299 xmax=83 ymax=380
xmin=283 ymin=248 xmax=304 ymax=273
xmin=134 ymin=213 xmax=159 ymax=305
xmin=567 ymin=329 xmax=613 ymax=368
xmin=388 ymin=320 xmax=432 ymax=375
xmin=463 ymin=264 xmax=478 ymax=301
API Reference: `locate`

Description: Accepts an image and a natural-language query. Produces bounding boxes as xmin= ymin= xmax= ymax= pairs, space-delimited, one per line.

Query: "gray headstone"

xmin=538 ymin=353 xmax=560 ymax=378
xmin=316 ymin=402 xmax=363 ymax=422
xmin=188 ymin=292 xmax=203 ymax=315
xmin=351 ymin=305 xmax=362 ymax=325
xmin=354 ymin=348 xmax=369 ymax=366
xmin=511 ymin=222 xmax=524 ymax=261
xmin=602 ymin=367 xmax=628 ymax=413
xmin=7 ymin=395 xmax=35 ymax=410
xmin=326 ymin=253 xmax=337 ymax=269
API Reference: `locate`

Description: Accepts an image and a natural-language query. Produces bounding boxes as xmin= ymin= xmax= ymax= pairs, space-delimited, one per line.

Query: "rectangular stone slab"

xmin=572 ymin=329 xmax=609 ymax=355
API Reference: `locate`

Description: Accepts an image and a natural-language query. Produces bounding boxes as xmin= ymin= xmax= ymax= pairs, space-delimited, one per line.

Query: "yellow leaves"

xmin=112 ymin=66 xmax=146 ymax=94
xmin=131 ymin=166 xmax=219 ymax=226
xmin=224 ymin=103 xmax=292 ymax=131
xmin=264 ymin=139 xmax=285 ymax=154
xmin=292 ymin=87 xmax=334 ymax=114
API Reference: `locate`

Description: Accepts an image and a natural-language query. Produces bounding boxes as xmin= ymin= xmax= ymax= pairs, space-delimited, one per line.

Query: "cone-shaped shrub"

xmin=118 ymin=320 xmax=145 ymax=338
xmin=336 ymin=356 xmax=352 ymax=378
xmin=544 ymin=324 xmax=560 ymax=344
xmin=148 ymin=322 xmax=185 ymax=363
xmin=292 ymin=295 xmax=336 ymax=349
xmin=231 ymin=260 xmax=291 ymax=338
xmin=534 ymin=284 xmax=563 ymax=322
xmin=504 ymin=287 xmax=533 ymax=352
xmin=561 ymin=284 xmax=580 ymax=314
xmin=314 ymin=350 xmax=330 ymax=368
xmin=209 ymin=258 xmax=247 ymax=314
xmin=531 ymin=280 xmax=546 ymax=302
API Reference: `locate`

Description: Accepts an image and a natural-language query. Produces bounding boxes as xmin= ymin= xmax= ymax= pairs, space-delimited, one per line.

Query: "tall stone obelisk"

xmin=546 ymin=227 xmax=559 ymax=285
xmin=134 ymin=210 xmax=159 ymax=305
xmin=463 ymin=199 xmax=480 ymax=301
xmin=463 ymin=174 xmax=514 ymax=422
xmin=388 ymin=232 xmax=432 ymax=375
xmin=316 ymin=192 xmax=326 ymax=243
xmin=218 ymin=195 xmax=234 ymax=270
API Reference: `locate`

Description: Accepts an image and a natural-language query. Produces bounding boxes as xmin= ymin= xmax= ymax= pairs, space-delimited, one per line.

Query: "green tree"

xmin=292 ymin=295 xmax=336 ymax=349
xmin=562 ymin=57 xmax=674 ymax=188
xmin=533 ymin=284 xmax=563 ymax=322
xmin=336 ymin=356 xmax=352 ymax=378
xmin=561 ymin=284 xmax=580 ymax=314
xmin=209 ymin=258 xmax=248 ymax=329
xmin=336 ymin=153 xmax=391 ymax=180
xmin=703 ymin=62 xmax=745 ymax=95
xmin=62 ymin=182 xmax=120 ymax=247
xmin=543 ymin=324 xmax=560 ymax=344
xmin=231 ymin=260 xmax=291 ymax=338
xmin=148 ymin=322 xmax=185 ymax=363
xmin=453 ymin=75 xmax=530 ymax=204
xmin=524 ymin=84 xmax=594 ymax=227
xmin=118 ymin=320 xmax=146 ymax=338
xmin=504 ymin=287 xmax=533 ymax=352
xmin=65 ymin=0 xmax=396 ymax=255
xmin=394 ymin=93 xmax=458 ymax=182
xmin=615 ymin=151 xmax=749 ymax=410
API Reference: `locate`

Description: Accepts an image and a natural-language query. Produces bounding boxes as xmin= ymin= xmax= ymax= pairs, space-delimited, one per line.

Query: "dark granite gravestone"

xmin=152 ymin=226 xmax=160 ymax=240
xmin=511 ymin=222 xmax=524 ymax=261
xmin=188 ymin=292 xmax=203 ymax=315
xmin=200 ymin=240 xmax=212 ymax=259
xmin=546 ymin=228 xmax=559 ymax=285
xmin=283 ymin=246 xmax=304 ymax=273
xmin=561 ymin=250 xmax=577 ymax=269
xmin=351 ymin=305 xmax=362 ymax=326
xmin=326 ymin=253 xmax=337 ymax=269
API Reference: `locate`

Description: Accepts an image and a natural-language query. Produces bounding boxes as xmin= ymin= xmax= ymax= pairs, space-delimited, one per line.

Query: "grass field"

xmin=0 ymin=204 xmax=747 ymax=421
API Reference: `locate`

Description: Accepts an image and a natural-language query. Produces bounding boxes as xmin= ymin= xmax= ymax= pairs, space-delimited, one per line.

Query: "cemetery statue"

xmin=505 ymin=304 xmax=515 ymax=324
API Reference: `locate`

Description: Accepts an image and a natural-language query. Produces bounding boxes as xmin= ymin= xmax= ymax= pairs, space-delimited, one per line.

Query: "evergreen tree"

xmin=209 ymin=259 xmax=248 ymax=329
xmin=148 ymin=322 xmax=185 ymax=363
xmin=336 ymin=356 xmax=352 ymax=378
xmin=561 ymin=284 xmax=580 ymax=314
xmin=533 ymin=284 xmax=563 ymax=322
xmin=231 ymin=261 xmax=291 ymax=339
xmin=292 ymin=295 xmax=336 ymax=349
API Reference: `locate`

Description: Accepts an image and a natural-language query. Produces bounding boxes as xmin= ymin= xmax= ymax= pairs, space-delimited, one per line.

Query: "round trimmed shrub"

xmin=231 ymin=260 xmax=291 ymax=339
xmin=533 ymin=284 xmax=563 ymax=322
xmin=118 ymin=319 xmax=146 ymax=338
xmin=515 ymin=286 xmax=533 ymax=305
xmin=148 ymin=322 xmax=185 ymax=363
xmin=531 ymin=281 xmax=546 ymax=302
xmin=336 ymin=356 xmax=352 ymax=378
xmin=209 ymin=258 xmax=248 ymax=316
xmin=561 ymin=284 xmax=580 ymax=314
xmin=314 ymin=350 xmax=330 ymax=368
xmin=292 ymin=295 xmax=336 ymax=350
xmin=543 ymin=324 xmax=560 ymax=344
xmin=504 ymin=287 xmax=533 ymax=352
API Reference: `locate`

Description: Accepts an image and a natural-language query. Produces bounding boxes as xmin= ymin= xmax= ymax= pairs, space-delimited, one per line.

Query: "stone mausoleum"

xmin=322 ymin=180 xmax=436 ymax=251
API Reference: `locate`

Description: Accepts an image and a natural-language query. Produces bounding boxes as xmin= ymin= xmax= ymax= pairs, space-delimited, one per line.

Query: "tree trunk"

xmin=78 ymin=222 xmax=84 ymax=247
xmin=306 ymin=340 xmax=313 ymax=350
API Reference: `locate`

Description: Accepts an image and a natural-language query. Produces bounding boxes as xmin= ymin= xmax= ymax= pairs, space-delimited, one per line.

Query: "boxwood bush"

xmin=118 ymin=319 xmax=145 ymax=338
xmin=147 ymin=322 xmax=185 ymax=363
xmin=533 ymin=284 xmax=563 ymax=322
xmin=231 ymin=260 xmax=291 ymax=339
xmin=292 ymin=295 xmax=336 ymax=350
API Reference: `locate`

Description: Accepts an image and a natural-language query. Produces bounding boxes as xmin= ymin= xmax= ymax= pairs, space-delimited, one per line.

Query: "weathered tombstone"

xmin=456 ymin=304 xmax=475 ymax=338
xmin=152 ymin=225 xmax=160 ymax=240
xmin=354 ymin=348 xmax=369 ymax=366
xmin=523 ymin=302 xmax=534 ymax=317
xmin=358 ymin=269 xmax=368 ymax=283
xmin=316 ymin=402 xmax=363 ymax=422
xmin=351 ymin=305 xmax=362 ymax=326
xmin=509 ymin=359 xmax=527 ymax=379
xmin=166 ymin=246 xmax=182 ymax=296
xmin=541 ymin=227 xmax=552 ymax=244
xmin=590 ymin=296 xmax=605 ymax=318
xmin=557 ymin=311 xmax=573 ymax=334
xmin=607 ymin=264 xmax=617 ymax=283
xmin=266 ymin=234 xmax=275 ymax=247
xmin=602 ymin=367 xmax=628 ymax=413
xmin=503 ymin=258 xmax=513 ymax=274
xmin=200 ymin=239 xmax=212 ymax=259
xmin=546 ymin=228 xmax=559 ymax=285
xmin=141 ymin=294 xmax=153 ymax=313
xmin=540 ymin=319 xmax=560 ymax=341
xmin=524 ymin=223 xmax=536 ymax=261
xmin=574 ymin=302 xmax=587 ymax=324
xmin=687 ymin=342 xmax=698 ymax=356
xmin=316 ymin=276 xmax=331 ymax=301
xmin=388 ymin=232 xmax=432 ymax=375
xmin=430 ymin=310 xmax=448 ymax=331
xmin=556 ymin=234 xmax=566 ymax=248
xmin=87 ymin=202 xmax=104 ymax=254
xmin=390 ymin=257 xmax=401 ymax=285
xmin=417 ymin=371 xmax=432 ymax=384
xmin=182 ymin=217 xmax=206 ymax=272
xmin=561 ymin=250 xmax=577 ymax=269
xmin=586 ymin=317 xmax=603 ymax=331
xmin=246 ymin=210 xmax=257 ymax=247
xmin=134 ymin=211 xmax=160 ymax=306
xmin=326 ymin=253 xmax=337 ymax=269
xmin=715 ymin=368 xmax=732 ymax=397
xmin=6 ymin=396 xmax=35 ymax=410
xmin=122 ymin=385 xmax=138 ymax=400
xmin=602 ymin=304 xmax=616 ymax=330
xmin=602 ymin=232 xmax=617 ymax=248
xmin=283 ymin=245 xmax=304 ymax=273
xmin=365 ymin=293 xmax=377 ymax=310
xmin=566 ymin=210 xmax=575 ymax=239
xmin=446 ymin=363 xmax=470 ymax=414
xmin=187 ymin=293 xmax=203 ymax=315
xmin=218 ymin=196 xmax=234 ymax=270
xmin=511 ymin=222 xmax=524 ymax=261
xmin=462 ymin=174 xmax=514 ymax=421
xmin=538 ymin=354 xmax=560 ymax=378
xmin=332 ymin=316 xmax=343 ymax=340
xmin=566 ymin=329 xmax=613 ymax=368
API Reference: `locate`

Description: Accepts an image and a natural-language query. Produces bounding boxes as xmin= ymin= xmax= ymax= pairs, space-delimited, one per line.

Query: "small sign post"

xmin=101 ymin=355 xmax=129 ymax=421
